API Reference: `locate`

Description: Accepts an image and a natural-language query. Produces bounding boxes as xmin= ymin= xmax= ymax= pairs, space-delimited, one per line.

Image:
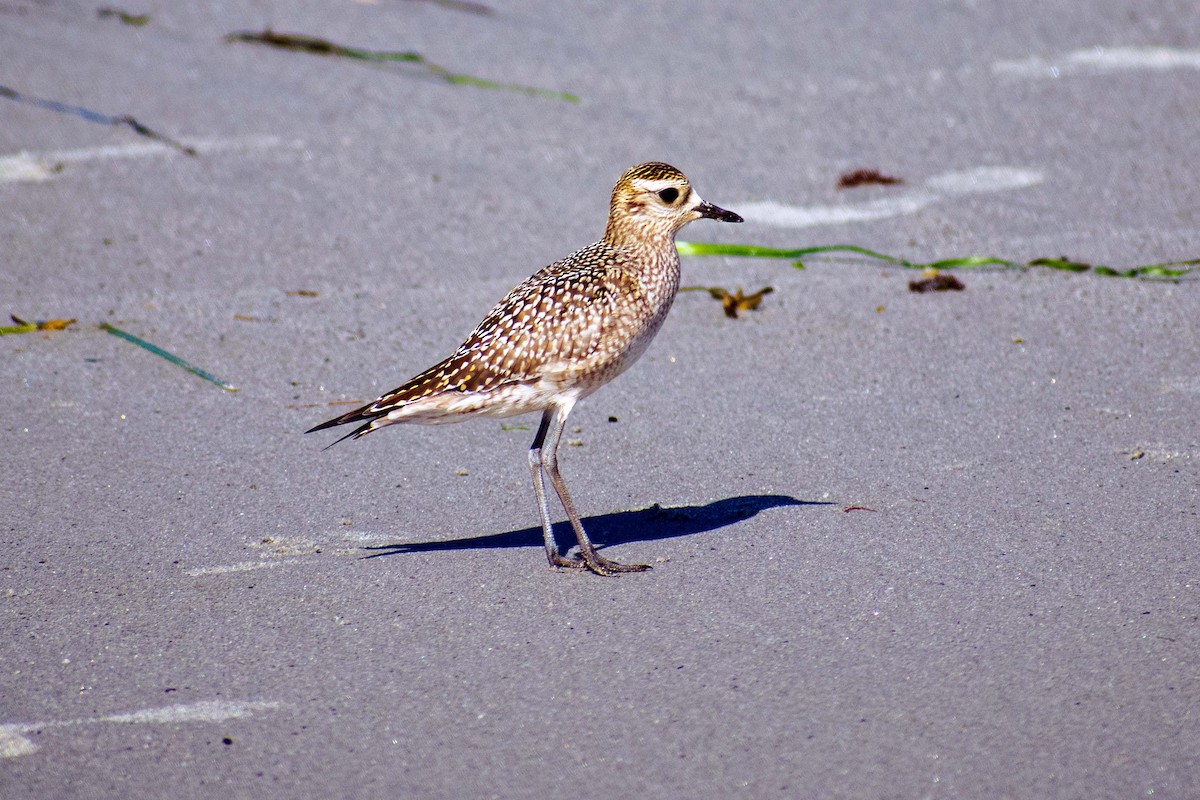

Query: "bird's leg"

xmin=539 ymin=403 xmax=651 ymax=576
xmin=530 ymin=410 xmax=585 ymax=570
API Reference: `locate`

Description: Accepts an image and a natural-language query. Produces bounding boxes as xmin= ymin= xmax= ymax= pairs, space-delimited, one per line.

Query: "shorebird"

xmin=308 ymin=162 xmax=742 ymax=575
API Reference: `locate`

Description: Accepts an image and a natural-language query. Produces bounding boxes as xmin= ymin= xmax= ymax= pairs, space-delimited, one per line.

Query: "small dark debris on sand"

xmin=837 ymin=169 xmax=903 ymax=189
xmin=908 ymin=273 xmax=965 ymax=293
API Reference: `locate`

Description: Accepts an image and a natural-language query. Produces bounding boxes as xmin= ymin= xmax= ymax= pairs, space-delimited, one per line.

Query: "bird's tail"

xmin=305 ymin=356 xmax=459 ymax=446
xmin=306 ymin=409 xmax=381 ymax=449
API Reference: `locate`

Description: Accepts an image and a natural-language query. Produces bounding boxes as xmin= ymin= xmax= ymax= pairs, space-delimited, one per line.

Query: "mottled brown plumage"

xmin=308 ymin=162 xmax=742 ymax=575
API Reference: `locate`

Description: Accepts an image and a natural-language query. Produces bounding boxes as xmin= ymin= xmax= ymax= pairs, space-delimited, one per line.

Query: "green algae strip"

xmin=100 ymin=323 xmax=238 ymax=392
xmin=0 ymin=319 xmax=38 ymax=335
xmin=225 ymin=29 xmax=580 ymax=103
xmin=1 ymin=315 xmax=75 ymax=335
xmin=676 ymin=242 xmax=1200 ymax=280
xmin=97 ymin=7 xmax=151 ymax=26
xmin=0 ymin=85 xmax=195 ymax=155
xmin=421 ymin=0 xmax=494 ymax=14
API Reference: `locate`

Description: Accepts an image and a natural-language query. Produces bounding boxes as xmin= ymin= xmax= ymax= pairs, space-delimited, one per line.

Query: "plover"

xmin=308 ymin=162 xmax=742 ymax=575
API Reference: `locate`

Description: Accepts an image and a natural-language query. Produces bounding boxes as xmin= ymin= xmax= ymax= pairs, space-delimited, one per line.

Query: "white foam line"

xmin=184 ymin=560 xmax=281 ymax=576
xmin=993 ymin=46 xmax=1200 ymax=78
xmin=95 ymin=700 xmax=280 ymax=726
xmin=337 ymin=529 xmax=405 ymax=544
xmin=0 ymin=134 xmax=304 ymax=184
xmin=0 ymin=699 xmax=280 ymax=758
xmin=738 ymin=166 xmax=1043 ymax=229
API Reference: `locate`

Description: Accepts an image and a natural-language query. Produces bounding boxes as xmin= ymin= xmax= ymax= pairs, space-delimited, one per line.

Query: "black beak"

xmin=696 ymin=201 xmax=743 ymax=223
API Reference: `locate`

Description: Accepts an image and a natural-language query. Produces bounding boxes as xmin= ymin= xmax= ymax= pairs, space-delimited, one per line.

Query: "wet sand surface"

xmin=3 ymin=2 xmax=1198 ymax=797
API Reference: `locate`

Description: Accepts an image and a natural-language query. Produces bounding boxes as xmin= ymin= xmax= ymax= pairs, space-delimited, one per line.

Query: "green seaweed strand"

xmin=676 ymin=242 xmax=1198 ymax=280
xmin=100 ymin=323 xmax=238 ymax=392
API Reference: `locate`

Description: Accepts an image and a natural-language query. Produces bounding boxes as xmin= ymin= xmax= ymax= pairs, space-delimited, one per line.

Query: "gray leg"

xmin=530 ymin=410 xmax=584 ymax=569
xmin=537 ymin=403 xmax=651 ymax=576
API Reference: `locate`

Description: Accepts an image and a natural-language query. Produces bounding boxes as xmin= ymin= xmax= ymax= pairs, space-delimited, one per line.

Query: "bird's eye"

xmin=657 ymin=187 xmax=680 ymax=204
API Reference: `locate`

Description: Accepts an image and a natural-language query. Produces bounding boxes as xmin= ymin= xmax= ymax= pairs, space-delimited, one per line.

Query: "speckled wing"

xmin=308 ymin=242 xmax=639 ymax=441
xmin=451 ymin=246 xmax=620 ymax=390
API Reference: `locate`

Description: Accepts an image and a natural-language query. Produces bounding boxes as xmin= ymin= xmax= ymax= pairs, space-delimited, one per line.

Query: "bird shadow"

xmin=361 ymin=494 xmax=829 ymax=559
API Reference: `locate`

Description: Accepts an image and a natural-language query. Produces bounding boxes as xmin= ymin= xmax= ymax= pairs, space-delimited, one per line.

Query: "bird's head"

xmin=605 ymin=162 xmax=742 ymax=245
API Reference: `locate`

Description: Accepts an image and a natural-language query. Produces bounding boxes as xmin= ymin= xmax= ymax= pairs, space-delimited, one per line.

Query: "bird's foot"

xmin=548 ymin=552 xmax=589 ymax=570
xmin=548 ymin=550 xmax=651 ymax=576
xmin=585 ymin=554 xmax=652 ymax=576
